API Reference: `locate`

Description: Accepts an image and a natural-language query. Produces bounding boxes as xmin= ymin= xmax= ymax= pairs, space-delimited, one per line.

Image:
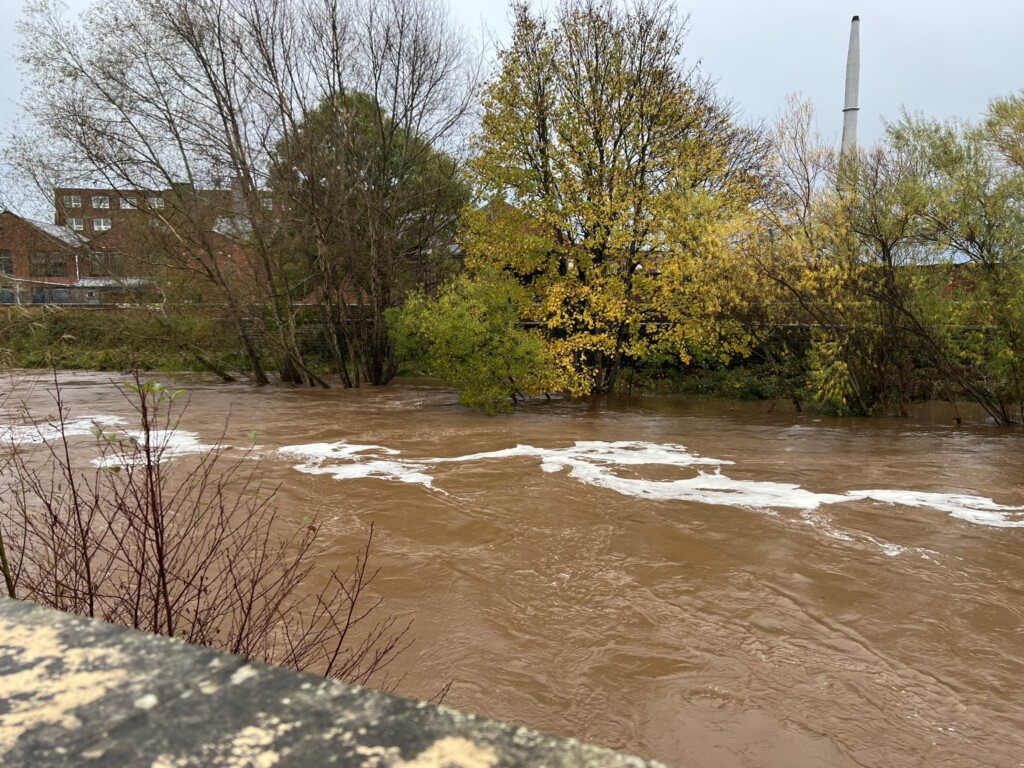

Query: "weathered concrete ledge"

xmin=0 ymin=598 xmax=664 ymax=767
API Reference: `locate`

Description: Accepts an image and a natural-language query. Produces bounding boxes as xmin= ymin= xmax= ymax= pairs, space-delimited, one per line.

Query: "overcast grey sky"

xmin=2 ymin=0 xmax=1022 ymax=211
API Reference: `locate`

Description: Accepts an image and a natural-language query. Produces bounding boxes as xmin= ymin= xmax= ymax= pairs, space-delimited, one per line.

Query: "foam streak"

xmin=276 ymin=439 xmax=1024 ymax=529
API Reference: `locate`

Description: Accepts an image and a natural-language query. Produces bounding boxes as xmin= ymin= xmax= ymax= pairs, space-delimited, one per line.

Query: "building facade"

xmin=4 ymin=183 xmax=451 ymax=306
xmin=0 ymin=185 xmax=230 ymax=305
xmin=0 ymin=210 xmax=94 ymax=304
xmin=53 ymin=187 xmax=167 ymax=238
xmin=0 ymin=189 xmax=157 ymax=305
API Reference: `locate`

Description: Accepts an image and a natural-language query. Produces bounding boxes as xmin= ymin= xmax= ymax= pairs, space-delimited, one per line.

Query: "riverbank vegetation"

xmin=392 ymin=2 xmax=1024 ymax=423
xmin=0 ymin=307 xmax=250 ymax=374
xmin=0 ymin=373 xmax=409 ymax=687
xmin=9 ymin=0 xmax=476 ymax=389
xmin=4 ymin=0 xmax=1024 ymax=423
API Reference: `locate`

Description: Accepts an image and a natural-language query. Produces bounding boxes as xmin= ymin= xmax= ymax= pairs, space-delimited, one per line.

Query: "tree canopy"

xmin=10 ymin=0 xmax=477 ymax=387
xmin=270 ymin=90 xmax=470 ymax=385
xmin=462 ymin=0 xmax=770 ymax=395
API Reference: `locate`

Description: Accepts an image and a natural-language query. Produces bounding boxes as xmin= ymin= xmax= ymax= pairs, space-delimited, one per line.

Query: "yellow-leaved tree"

xmin=463 ymin=0 xmax=770 ymax=394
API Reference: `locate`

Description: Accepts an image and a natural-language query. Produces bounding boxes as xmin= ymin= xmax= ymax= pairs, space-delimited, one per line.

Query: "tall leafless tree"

xmin=10 ymin=0 xmax=478 ymax=386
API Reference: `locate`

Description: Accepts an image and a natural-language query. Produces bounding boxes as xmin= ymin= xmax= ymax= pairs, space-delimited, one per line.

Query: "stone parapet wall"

xmin=0 ymin=598 xmax=664 ymax=768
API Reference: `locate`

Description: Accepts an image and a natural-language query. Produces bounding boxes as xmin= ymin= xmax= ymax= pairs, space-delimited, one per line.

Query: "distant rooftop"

xmin=26 ymin=218 xmax=87 ymax=247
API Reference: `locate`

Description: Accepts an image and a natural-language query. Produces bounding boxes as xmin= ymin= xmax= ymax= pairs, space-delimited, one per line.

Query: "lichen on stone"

xmin=0 ymin=616 xmax=130 ymax=756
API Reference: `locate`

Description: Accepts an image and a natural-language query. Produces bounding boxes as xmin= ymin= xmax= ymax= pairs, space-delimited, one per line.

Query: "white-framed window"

xmin=0 ymin=251 xmax=12 ymax=274
xmin=148 ymin=196 xmax=165 ymax=209
xmin=122 ymin=196 xmax=138 ymax=209
xmin=92 ymin=195 xmax=110 ymax=209
xmin=261 ymin=197 xmax=274 ymax=210
xmin=68 ymin=217 xmax=85 ymax=231
xmin=63 ymin=194 xmax=82 ymax=208
xmin=93 ymin=218 xmax=112 ymax=232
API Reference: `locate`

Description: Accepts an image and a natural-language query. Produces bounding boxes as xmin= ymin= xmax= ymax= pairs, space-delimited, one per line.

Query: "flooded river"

xmin=3 ymin=371 xmax=1023 ymax=767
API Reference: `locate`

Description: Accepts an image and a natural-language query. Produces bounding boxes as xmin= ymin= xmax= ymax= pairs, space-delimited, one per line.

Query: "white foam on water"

xmin=279 ymin=442 xmax=402 ymax=460
xmin=800 ymin=513 xmax=938 ymax=559
xmin=541 ymin=458 xmax=845 ymax=509
xmin=840 ymin=490 xmax=1024 ymax=529
xmin=551 ymin=440 xmax=732 ymax=468
xmin=278 ymin=441 xmax=436 ymax=489
xmin=800 ymin=510 xmax=870 ymax=551
xmin=0 ymin=413 xmax=219 ymax=467
xmin=0 ymin=415 xmax=126 ymax=444
xmin=93 ymin=430 xmax=220 ymax=467
xmin=427 ymin=440 xmax=729 ymax=469
xmin=274 ymin=438 xmax=1024 ymax=529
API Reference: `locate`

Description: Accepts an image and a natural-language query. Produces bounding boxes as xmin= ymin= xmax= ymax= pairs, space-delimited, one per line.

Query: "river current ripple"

xmin=3 ymin=371 xmax=1023 ymax=768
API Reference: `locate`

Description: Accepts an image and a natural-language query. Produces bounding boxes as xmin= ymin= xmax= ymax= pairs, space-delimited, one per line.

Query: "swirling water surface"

xmin=4 ymin=371 xmax=1023 ymax=768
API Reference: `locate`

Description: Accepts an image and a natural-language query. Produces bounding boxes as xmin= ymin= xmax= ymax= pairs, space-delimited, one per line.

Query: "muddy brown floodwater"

xmin=3 ymin=371 xmax=1023 ymax=768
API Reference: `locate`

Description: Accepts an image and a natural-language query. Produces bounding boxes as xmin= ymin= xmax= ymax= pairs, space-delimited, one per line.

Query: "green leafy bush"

xmin=389 ymin=273 xmax=558 ymax=413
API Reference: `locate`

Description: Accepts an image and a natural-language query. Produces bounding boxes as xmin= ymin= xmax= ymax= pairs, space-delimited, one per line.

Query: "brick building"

xmin=0 ymin=205 xmax=155 ymax=305
xmin=0 ymin=210 xmax=88 ymax=304
xmin=53 ymin=187 xmax=167 ymax=238
xmin=0 ymin=184 xmax=232 ymax=305
xmin=3 ymin=182 xmax=452 ymax=306
xmin=52 ymin=185 xmax=253 ymax=236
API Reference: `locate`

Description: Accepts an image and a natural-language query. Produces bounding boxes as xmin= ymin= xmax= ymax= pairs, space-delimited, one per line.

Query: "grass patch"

xmin=0 ymin=307 xmax=248 ymax=373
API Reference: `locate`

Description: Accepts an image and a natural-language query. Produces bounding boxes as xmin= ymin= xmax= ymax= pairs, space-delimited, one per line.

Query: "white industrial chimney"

xmin=841 ymin=15 xmax=860 ymax=155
